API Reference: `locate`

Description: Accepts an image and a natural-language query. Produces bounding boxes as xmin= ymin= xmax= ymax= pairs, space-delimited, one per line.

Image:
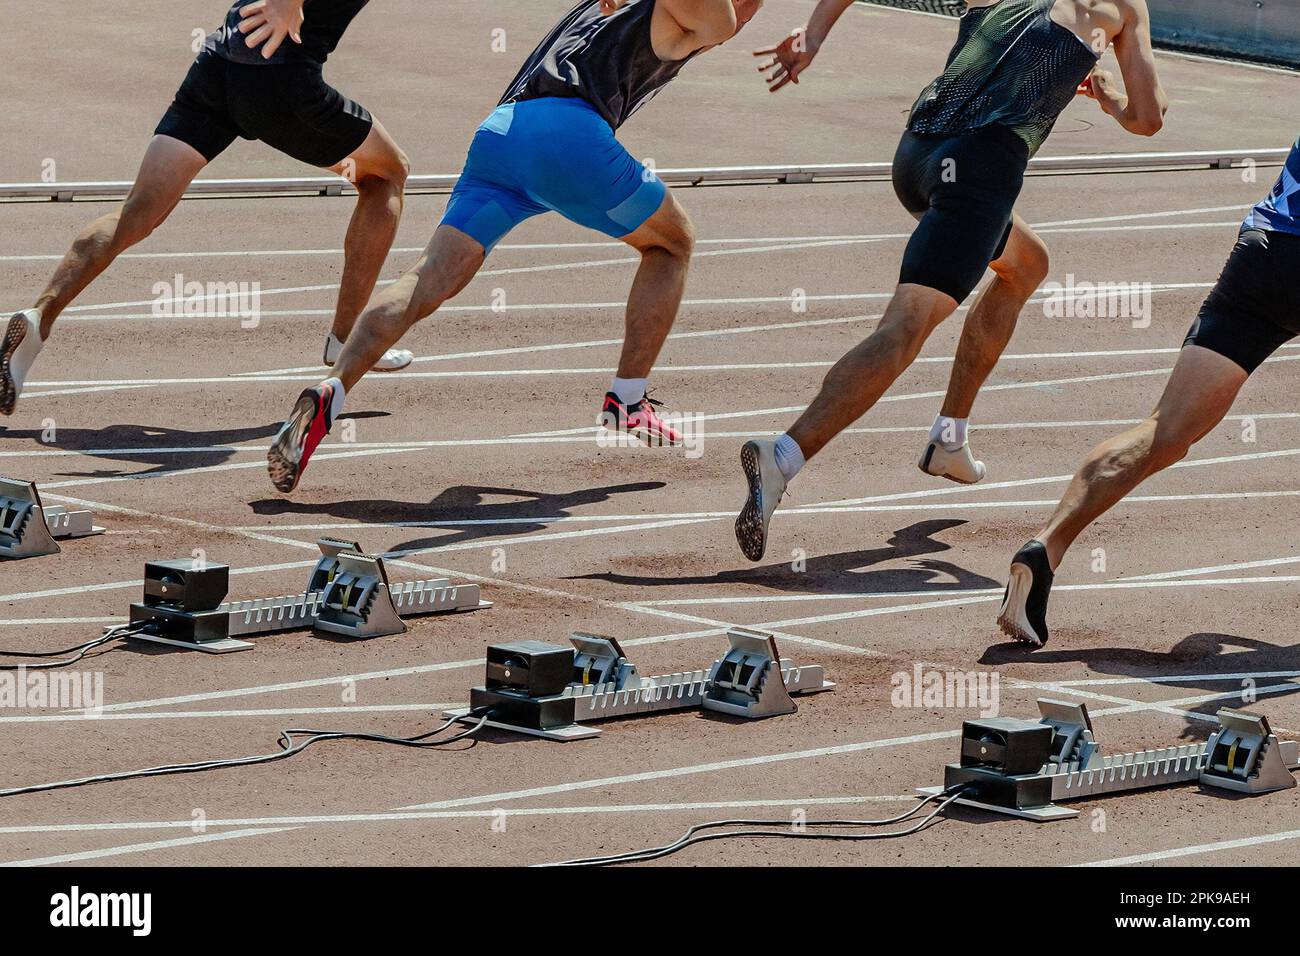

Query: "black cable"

xmin=543 ymin=787 xmax=969 ymax=867
xmin=0 ymin=709 xmax=492 ymax=799
xmin=0 ymin=622 xmax=146 ymax=670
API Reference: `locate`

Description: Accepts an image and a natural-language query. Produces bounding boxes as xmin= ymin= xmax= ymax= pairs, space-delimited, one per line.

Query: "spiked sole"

xmin=996 ymin=563 xmax=1043 ymax=646
xmin=735 ymin=441 xmax=769 ymax=562
xmin=267 ymin=391 xmax=318 ymax=494
xmin=0 ymin=313 xmax=30 ymax=416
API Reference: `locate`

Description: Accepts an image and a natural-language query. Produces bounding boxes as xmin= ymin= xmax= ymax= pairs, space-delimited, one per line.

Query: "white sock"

xmin=611 ymin=377 xmax=648 ymax=406
xmin=773 ymin=433 xmax=805 ymax=482
xmin=322 ymin=377 xmax=346 ymax=421
xmin=930 ymin=415 xmax=969 ymax=452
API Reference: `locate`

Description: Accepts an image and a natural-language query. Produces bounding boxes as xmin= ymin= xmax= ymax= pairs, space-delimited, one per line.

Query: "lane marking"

xmin=1 ymin=827 xmax=300 ymax=868
xmin=1076 ymin=828 xmax=1300 ymax=867
xmin=0 ymin=794 xmax=916 ymax=836
xmin=0 ymin=703 xmax=461 ymax=725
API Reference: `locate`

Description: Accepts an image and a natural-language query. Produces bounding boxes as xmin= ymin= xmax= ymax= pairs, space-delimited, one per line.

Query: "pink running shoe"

xmin=267 ymin=382 xmax=337 ymax=493
xmin=600 ymin=391 xmax=684 ymax=447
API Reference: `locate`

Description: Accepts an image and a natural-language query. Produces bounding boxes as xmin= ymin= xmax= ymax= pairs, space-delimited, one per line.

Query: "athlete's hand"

xmin=753 ymin=27 xmax=819 ymax=92
xmin=598 ymin=0 xmax=626 ymax=13
xmin=1080 ymin=68 xmax=1120 ymax=104
xmin=239 ymin=0 xmax=305 ymax=59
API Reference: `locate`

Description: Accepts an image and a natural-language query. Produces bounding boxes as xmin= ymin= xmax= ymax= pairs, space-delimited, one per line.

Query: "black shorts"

xmin=1184 ymin=228 xmax=1300 ymax=373
xmin=892 ymin=125 xmax=1031 ymax=303
xmin=154 ymin=50 xmax=373 ymax=167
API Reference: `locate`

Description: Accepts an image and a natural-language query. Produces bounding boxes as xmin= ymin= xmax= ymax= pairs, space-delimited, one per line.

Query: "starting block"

xmin=126 ymin=538 xmax=489 ymax=653
xmin=918 ymin=699 xmax=1300 ymax=821
xmin=0 ymin=477 xmax=103 ymax=560
xmin=445 ymin=628 xmax=835 ymax=741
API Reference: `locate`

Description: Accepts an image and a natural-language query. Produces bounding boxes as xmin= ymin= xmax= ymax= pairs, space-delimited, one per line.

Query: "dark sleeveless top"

xmin=206 ymin=0 xmax=369 ymax=67
xmin=499 ymin=0 xmax=694 ymax=130
xmin=907 ymin=0 xmax=1100 ymax=155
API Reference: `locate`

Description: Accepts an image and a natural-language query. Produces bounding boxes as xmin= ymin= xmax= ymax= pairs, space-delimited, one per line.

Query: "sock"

xmin=611 ymin=377 xmax=648 ymax=406
xmin=773 ymin=433 xmax=805 ymax=482
xmin=322 ymin=377 xmax=346 ymax=422
xmin=930 ymin=415 xmax=969 ymax=452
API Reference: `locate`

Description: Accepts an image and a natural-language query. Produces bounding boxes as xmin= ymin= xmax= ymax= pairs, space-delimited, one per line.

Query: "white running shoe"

xmin=918 ymin=440 xmax=986 ymax=484
xmin=1 ymin=309 xmax=43 ymax=416
xmin=323 ymin=332 xmax=414 ymax=372
xmin=735 ymin=439 xmax=789 ymax=562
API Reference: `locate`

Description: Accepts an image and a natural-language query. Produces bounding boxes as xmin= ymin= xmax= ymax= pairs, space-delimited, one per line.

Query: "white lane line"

xmin=1076 ymin=828 xmax=1300 ymax=867
xmin=1019 ymin=671 xmax=1300 ymax=689
xmin=630 ymin=569 xmax=1300 ymax=608
xmin=48 ymin=217 xmax=1242 ymax=317
xmin=0 ymin=616 xmax=126 ymax=626
xmin=0 ymin=233 xmax=911 ymax=264
xmin=63 ymin=236 xmax=906 ymax=314
xmin=0 ymin=202 xmax=1249 ymax=266
xmin=1034 ymin=681 xmax=1300 ymax=725
xmin=6 ymin=412 xmax=1293 ymax=464
xmin=1 ymin=827 xmax=301 ymax=867
xmin=815 ymin=442 xmax=1300 ymax=509
xmin=205 ymin=488 xmax=1300 ymax=536
xmin=26 ymin=328 xmax=1245 ymax=391
xmin=46 ymin=293 xmax=891 ymax=323
xmin=0 ymin=795 xmax=916 ymax=837
xmin=1123 ymin=554 xmax=1300 ymax=581
xmin=0 ymin=703 xmax=461 ymax=725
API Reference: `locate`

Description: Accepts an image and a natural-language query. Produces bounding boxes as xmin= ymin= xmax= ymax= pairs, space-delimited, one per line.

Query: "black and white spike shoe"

xmin=997 ymin=540 xmax=1054 ymax=647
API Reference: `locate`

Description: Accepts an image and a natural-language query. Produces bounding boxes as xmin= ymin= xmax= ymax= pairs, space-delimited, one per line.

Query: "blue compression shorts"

xmin=441 ymin=97 xmax=667 ymax=254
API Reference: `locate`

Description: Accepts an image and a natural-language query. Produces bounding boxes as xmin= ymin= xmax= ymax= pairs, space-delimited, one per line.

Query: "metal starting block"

xmin=0 ymin=477 xmax=103 ymax=560
xmin=126 ymin=538 xmax=489 ymax=653
xmin=445 ymin=629 xmax=835 ymax=741
xmin=918 ymin=699 xmax=1300 ymax=821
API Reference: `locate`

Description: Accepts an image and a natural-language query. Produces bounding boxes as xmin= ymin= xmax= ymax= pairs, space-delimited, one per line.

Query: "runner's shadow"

xmin=0 ymin=413 xmax=386 ymax=478
xmin=249 ymin=481 xmax=667 ymax=551
xmin=979 ymin=632 xmax=1300 ymax=738
xmin=569 ymin=519 xmax=1001 ymax=596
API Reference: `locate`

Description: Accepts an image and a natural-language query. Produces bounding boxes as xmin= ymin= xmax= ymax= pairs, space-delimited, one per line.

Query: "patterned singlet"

xmin=907 ymin=0 xmax=1101 ymax=155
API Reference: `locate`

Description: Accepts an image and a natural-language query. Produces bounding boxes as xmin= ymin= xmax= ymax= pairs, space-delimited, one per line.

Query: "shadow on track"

xmin=568 ymin=518 xmax=1002 ymax=596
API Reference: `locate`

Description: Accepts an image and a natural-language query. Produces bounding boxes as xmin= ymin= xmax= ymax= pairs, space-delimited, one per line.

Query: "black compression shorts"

xmin=155 ymin=50 xmax=373 ymax=167
xmin=1184 ymin=228 xmax=1300 ymax=374
xmin=892 ymin=124 xmax=1030 ymax=303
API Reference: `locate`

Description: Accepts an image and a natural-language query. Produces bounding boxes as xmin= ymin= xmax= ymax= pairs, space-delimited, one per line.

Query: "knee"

xmin=357 ymin=148 xmax=410 ymax=192
xmin=653 ymin=207 xmax=696 ymax=262
xmin=994 ymin=239 xmax=1050 ymax=294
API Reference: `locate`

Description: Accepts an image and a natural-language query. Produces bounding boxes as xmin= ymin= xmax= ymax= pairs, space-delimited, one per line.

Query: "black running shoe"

xmin=997 ymin=540 xmax=1054 ymax=646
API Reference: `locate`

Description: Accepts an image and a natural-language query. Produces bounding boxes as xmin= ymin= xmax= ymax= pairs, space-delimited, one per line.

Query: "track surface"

xmin=1 ymin=1 xmax=1298 ymax=867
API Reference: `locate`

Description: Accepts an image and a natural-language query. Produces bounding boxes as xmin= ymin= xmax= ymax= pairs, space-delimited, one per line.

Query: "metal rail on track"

xmin=2 ymin=149 xmax=1288 ymax=202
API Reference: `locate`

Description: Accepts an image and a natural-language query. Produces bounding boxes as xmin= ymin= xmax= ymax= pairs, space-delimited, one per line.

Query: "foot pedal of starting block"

xmin=570 ymin=633 xmax=640 ymax=690
xmin=1200 ymin=709 xmax=1298 ymax=795
xmin=313 ymin=548 xmax=488 ymax=639
xmin=0 ymin=477 xmax=104 ymax=560
xmin=703 ymin=628 xmax=810 ymax=719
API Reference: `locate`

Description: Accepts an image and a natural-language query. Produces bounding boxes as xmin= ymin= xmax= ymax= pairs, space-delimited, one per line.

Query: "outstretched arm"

xmin=238 ymin=0 xmax=307 ymax=59
xmin=1083 ymin=0 xmax=1167 ymax=136
xmin=753 ymin=0 xmax=856 ymax=92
